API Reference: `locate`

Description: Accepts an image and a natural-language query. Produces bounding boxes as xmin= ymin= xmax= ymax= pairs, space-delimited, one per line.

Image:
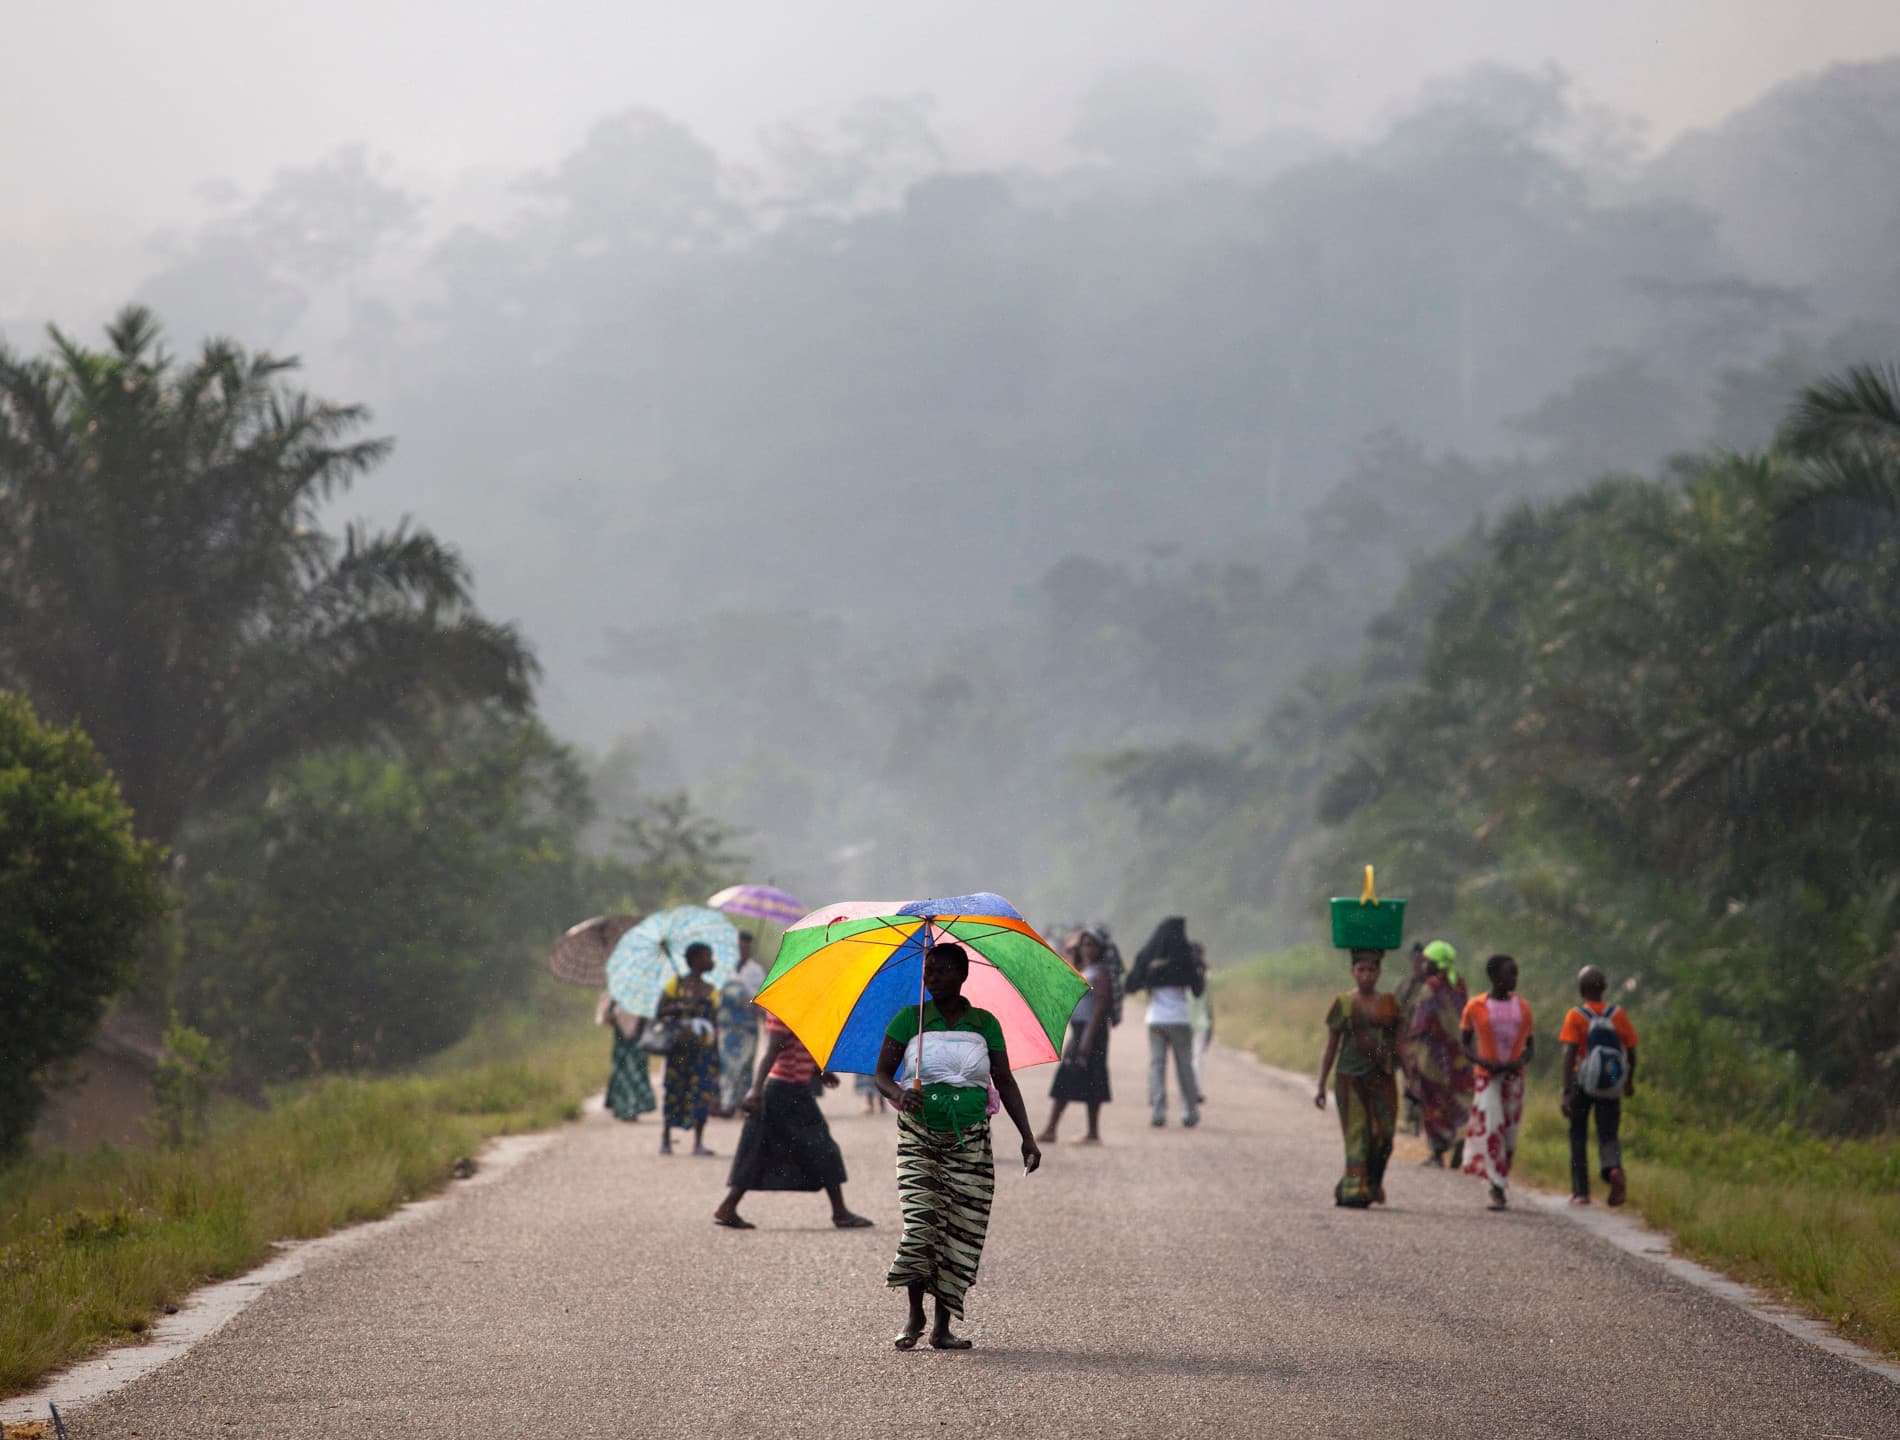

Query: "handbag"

xmin=637 ymin=1019 xmax=677 ymax=1055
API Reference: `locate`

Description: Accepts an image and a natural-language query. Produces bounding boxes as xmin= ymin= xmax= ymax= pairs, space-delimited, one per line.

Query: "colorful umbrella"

xmin=706 ymin=884 xmax=806 ymax=925
xmin=545 ymin=913 xmax=642 ymax=987
xmin=754 ymin=893 xmax=1087 ymax=1074
xmin=606 ymin=905 xmax=740 ymax=1018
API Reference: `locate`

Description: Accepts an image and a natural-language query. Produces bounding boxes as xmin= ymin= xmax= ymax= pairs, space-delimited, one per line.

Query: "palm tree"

xmin=0 ymin=306 xmax=536 ymax=849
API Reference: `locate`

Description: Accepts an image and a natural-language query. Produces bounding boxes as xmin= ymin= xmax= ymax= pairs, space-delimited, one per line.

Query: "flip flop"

xmin=929 ymin=1334 xmax=974 ymax=1350
xmin=832 ymin=1213 xmax=875 ymax=1228
xmin=893 ymin=1328 xmax=925 ymax=1351
xmin=712 ymin=1214 xmax=755 ymax=1229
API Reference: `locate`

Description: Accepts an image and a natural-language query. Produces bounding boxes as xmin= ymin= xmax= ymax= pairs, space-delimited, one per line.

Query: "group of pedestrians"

xmin=1039 ymin=916 xmax=1215 ymax=1143
xmin=1316 ymin=940 xmax=1638 ymax=1212
xmin=595 ymin=907 xmax=1639 ymax=1356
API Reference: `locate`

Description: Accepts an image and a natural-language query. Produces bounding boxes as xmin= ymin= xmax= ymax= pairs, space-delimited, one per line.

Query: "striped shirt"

xmin=764 ymin=1013 xmax=819 ymax=1085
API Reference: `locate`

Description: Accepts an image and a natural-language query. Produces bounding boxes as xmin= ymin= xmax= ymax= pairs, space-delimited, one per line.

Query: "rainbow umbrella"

xmin=753 ymin=893 xmax=1087 ymax=1074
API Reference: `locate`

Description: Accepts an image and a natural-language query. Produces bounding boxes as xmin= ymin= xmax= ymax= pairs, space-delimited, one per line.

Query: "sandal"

xmin=929 ymin=1334 xmax=974 ymax=1350
xmin=832 ymin=1213 xmax=875 ymax=1228
xmin=893 ymin=1326 xmax=925 ymax=1351
xmin=712 ymin=1213 xmax=755 ymax=1229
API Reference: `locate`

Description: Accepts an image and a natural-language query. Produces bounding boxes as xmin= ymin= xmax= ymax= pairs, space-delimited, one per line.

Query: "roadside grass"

xmin=1213 ymin=951 xmax=1900 ymax=1360
xmin=0 ymin=988 xmax=610 ymax=1396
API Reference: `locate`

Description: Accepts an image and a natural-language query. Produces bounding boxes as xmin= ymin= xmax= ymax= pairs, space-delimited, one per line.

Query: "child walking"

xmin=1557 ymin=965 xmax=1638 ymax=1206
xmin=1460 ymin=954 xmax=1534 ymax=1210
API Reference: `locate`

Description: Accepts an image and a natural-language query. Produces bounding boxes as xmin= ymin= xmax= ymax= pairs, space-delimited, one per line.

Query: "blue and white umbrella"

xmin=606 ymin=905 xmax=740 ymax=1017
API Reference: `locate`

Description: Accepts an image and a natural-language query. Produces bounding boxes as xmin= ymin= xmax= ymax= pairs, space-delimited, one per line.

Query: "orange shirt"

xmin=1460 ymin=994 xmax=1533 ymax=1066
xmin=1557 ymin=1001 xmax=1638 ymax=1051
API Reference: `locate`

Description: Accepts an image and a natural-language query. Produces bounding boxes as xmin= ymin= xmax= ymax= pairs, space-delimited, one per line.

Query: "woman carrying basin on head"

xmin=874 ymin=942 xmax=1042 ymax=1352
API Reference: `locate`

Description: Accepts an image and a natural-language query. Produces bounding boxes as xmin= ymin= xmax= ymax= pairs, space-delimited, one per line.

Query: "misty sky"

xmin=6 ymin=0 xmax=1900 ymax=319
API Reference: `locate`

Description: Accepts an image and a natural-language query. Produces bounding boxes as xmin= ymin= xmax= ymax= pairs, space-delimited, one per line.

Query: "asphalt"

xmin=59 ymin=1034 xmax=1900 ymax=1439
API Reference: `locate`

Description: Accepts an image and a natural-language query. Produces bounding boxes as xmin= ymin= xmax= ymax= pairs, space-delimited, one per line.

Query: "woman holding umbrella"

xmin=657 ymin=942 xmax=722 ymax=1157
xmin=874 ymin=942 xmax=1042 ymax=1352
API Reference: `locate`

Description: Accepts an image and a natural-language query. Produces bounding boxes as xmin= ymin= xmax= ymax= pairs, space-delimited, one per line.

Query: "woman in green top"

xmin=874 ymin=942 xmax=1042 ymax=1351
xmin=1314 ymin=948 xmax=1404 ymax=1208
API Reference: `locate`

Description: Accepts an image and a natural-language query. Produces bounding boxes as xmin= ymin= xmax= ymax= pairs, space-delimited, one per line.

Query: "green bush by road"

xmin=0 ymin=995 xmax=609 ymax=1396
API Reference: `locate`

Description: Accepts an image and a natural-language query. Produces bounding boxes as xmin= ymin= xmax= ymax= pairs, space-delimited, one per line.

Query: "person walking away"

xmin=657 ymin=942 xmax=721 ymax=1157
xmin=1394 ymin=942 xmax=1432 ymax=1135
xmin=1407 ymin=940 xmax=1472 ymax=1167
xmin=596 ymin=989 xmax=656 ymax=1122
xmin=1313 ymin=948 xmax=1403 ymax=1207
xmin=715 ymin=930 xmax=767 ymax=1117
xmin=1127 ymin=916 xmax=1204 ymax=1128
xmin=1460 ymin=954 xmax=1534 ymax=1210
xmin=1188 ymin=941 xmax=1214 ymax=1105
xmin=1039 ymin=928 xmax=1113 ymax=1144
xmin=713 ymin=1011 xmax=873 ymax=1230
xmin=874 ymin=942 xmax=1042 ymax=1351
xmin=1559 ymin=965 xmax=1637 ymax=1206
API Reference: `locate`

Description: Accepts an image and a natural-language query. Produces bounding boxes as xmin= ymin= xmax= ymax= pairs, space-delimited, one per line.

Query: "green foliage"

xmin=0 ymin=307 xmax=536 ymax=869
xmin=1319 ymin=365 xmax=1900 ymax=1126
xmin=611 ymin=790 xmax=747 ymax=910
xmin=0 ymin=692 xmax=169 ymax=1157
xmin=175 ymin=712 xmax=596 ymax=1082
xmin=150 ymin=1017 xmax=227 ymax=1148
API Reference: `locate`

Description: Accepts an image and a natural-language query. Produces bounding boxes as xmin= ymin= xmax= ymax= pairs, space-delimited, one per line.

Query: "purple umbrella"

xmin=706 ymin=884 xmax=806 ymax=925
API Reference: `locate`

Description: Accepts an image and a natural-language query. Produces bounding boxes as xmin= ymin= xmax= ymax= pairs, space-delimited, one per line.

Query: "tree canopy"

xmin=0 ymin=307 xmax=536 ymax=852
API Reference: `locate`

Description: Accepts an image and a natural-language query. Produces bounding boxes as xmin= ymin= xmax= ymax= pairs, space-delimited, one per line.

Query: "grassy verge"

xmin=0 ymin=989 xmax=609 ymax=1396
xmin=1213 ymin=950 xmax=1900 ymax=1360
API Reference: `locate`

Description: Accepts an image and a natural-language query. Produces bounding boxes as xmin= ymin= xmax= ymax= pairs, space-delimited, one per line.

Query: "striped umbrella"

xmin=706 ymin=884 xmax=806 ymax=925
xmin=545 ymin=913 xmax=642 ymax=987
xmin=754 ymin=893 xmax=1087 ymax=1074
xmin=606 ymin=906 xmax=740 ymax=1018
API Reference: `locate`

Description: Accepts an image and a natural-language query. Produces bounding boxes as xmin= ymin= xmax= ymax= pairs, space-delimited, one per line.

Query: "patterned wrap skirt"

xmin=1463 ymin=1066 xmax=1526 ymax=1190
xmin=1333 ymin=1068 xmax=1397 ymax=1207
xmin=886 ymin=1111 xmax=995 ymax=1318
xmin=605 ymin=1032 xmax=656 ymax=1120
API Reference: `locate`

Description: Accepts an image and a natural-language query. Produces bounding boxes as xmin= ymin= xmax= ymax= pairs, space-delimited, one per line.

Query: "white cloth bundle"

xmin=899 ymin=1030 xmax=992 ymax=1090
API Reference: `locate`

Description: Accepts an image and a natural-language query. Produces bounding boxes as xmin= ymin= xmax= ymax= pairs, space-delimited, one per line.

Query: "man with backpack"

xmin=1557 ymin=966 xmax=1639 ymax=1206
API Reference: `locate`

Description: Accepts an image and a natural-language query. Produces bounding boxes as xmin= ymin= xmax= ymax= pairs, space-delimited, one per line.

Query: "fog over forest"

xmin=9 ymin=17 xmax=1900 ymax=939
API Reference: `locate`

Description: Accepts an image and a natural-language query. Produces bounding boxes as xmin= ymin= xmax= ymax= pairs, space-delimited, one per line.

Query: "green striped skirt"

xmin=886 ymin=1111 xmax=995 ymax=1319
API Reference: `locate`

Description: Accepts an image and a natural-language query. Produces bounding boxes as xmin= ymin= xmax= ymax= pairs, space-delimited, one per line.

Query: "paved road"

xmin=64 ymin=1034 xmax=1900 ymax=1439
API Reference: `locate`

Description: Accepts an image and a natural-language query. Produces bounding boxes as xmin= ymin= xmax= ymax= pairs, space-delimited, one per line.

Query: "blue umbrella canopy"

xmin=606 ymin=905 xmax=739 ymax=1017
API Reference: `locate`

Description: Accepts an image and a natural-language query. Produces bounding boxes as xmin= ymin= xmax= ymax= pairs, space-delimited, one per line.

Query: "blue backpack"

xmin=1574 ymin=1004 xmax=1628 ymax=1100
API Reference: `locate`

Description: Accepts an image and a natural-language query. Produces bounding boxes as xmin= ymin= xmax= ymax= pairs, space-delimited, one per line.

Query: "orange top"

xmin=1557 ymin=1001 xmax=1638 ymax=1051
xmin=1460 ymin=994 xmax=1533 ymax=1067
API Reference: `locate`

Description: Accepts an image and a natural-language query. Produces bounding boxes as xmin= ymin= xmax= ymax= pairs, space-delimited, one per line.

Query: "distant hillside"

xmin=1647 ymin=57 xmax=1900 ymax=313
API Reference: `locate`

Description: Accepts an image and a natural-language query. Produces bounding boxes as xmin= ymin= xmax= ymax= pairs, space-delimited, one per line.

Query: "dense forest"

xmin=6 ymin=57 xmax=1900 ymax=1147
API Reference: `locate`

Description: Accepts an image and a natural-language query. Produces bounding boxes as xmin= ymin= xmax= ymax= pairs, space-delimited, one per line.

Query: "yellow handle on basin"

xmin=1361 ymin=865 xmax=1377 ymax=905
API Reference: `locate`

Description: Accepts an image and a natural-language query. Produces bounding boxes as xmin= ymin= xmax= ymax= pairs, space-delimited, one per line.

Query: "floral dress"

xmin=661 ymin=977 xmax=720 ymax=1129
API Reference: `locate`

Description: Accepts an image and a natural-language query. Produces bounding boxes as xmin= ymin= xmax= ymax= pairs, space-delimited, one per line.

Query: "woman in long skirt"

xmin=596 ymin=991 xmax=655 ymax=1121
xmin=1460 ymin=953 xmax=1534 ymax=1210
xmin=874 ymin=942 xmax=1042 ymax=1351
xmin=1408 ymin=941 xmax=1472 ymax=1166
xmin=1314 ymin=948 xmax=1403 ymax=1207
xmin=715 ymin=931 xmax=766 ymax=1116
xmin=657 ymin=945 xmax=721 ymax=1156
xmin=713 ymin=1013 xmax=872 ymax=1229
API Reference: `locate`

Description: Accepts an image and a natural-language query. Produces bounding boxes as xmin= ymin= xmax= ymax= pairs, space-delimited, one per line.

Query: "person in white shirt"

xmin=1126 ymin=917 xmax=1206 ymax=1128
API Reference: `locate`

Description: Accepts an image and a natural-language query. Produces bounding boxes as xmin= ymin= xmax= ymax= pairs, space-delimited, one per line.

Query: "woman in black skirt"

xmin=1039 ymin=928 xmax=1113 ymax=1144
xmin=713 ymin=1012 xmax=873 ymax=1229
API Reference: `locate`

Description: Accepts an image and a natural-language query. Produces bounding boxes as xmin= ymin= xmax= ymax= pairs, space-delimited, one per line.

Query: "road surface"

xmin=56 ymin=1032 xmax=1900 ymax=1439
